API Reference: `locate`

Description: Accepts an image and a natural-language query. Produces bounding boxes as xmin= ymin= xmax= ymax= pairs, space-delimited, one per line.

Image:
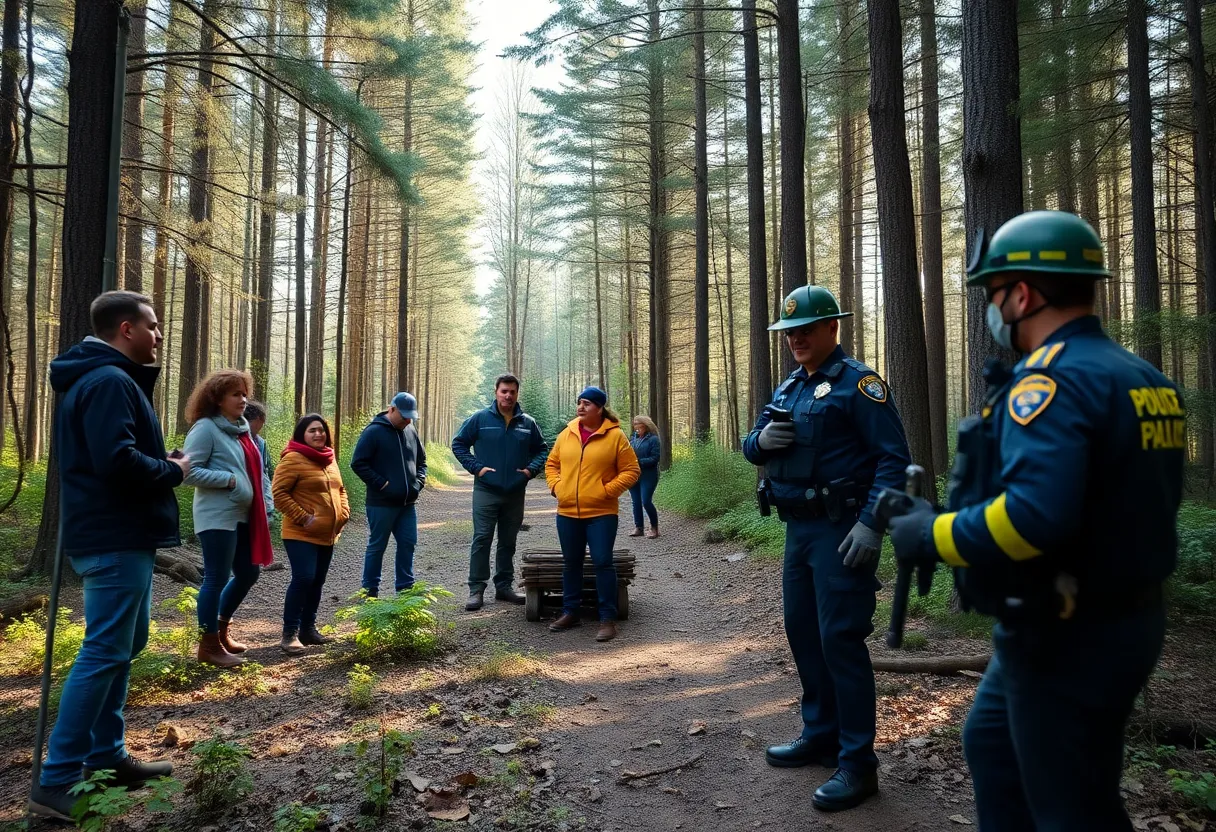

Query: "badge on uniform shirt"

xmin=814 ymin=382 xmax=832 ymax=399
xmin=1008 ymin=373 xmax=1057 ymax=426
xmin=858 ymin=375 xmax=887 ymax=403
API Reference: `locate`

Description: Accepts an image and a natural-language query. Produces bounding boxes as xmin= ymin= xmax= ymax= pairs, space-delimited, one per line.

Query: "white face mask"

xmin=986 ymin=301 xmax=1014 ymax=351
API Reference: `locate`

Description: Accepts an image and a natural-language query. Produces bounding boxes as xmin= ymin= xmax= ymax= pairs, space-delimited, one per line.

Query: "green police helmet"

xmin=965 ymin=210 xmax=1111 ymax=286
xmin=768 ymin=285 xmax=854 ymax=332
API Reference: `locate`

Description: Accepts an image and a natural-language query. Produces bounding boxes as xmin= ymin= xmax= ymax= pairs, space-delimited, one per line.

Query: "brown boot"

xmin=645 ymin=527 xmax=659 ymax=539
xmin=197 ymin=632 xmax=244 ymax=667
xmin=217 ymin=618 xmax=247 ymax=653
xmin=596 ymin=621 xmax=618 ymax=642
xmin=628 ymin=526 xmax=644 ymax=537
xmin=548 ymin=613 xmax=581 ymax=632
xmin=280 ymin=627 xmax=307 ymax=656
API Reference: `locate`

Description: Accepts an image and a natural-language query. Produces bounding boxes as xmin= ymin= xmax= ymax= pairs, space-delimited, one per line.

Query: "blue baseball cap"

xmin=577 ymin=386 xmax=607 ymax=408
xmin=391 ymin=392 xmax=419 ymax=420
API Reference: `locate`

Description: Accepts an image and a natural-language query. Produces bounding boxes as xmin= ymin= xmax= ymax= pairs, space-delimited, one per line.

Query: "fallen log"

xmin=0 ymin=586 xmax=49 ymax=622
xmin=872 ymin=655 xmax=991 ymax=675
xmin=1128 ymin=711 xmax=1216 ymax=749
xmin=155 ymin=552 xmax=202 ymax=585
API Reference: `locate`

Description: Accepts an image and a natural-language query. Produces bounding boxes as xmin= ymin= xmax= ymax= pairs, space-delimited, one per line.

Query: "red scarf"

xmin=283 ymin=439 xmax=335 ymax=466
xmin=238 ymin=432 xmax=273 ymax=566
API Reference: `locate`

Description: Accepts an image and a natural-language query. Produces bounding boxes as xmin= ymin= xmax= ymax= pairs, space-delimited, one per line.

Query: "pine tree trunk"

xmin=868 ymin=0 xmax=936 ymax=494
xmin=294 ymin=100 xmax=307 ymax=419
xmin=742 ymin=0 xmax=771 ymax=427
xmin=334 ymin=129 xmax=353 ymax=456
xmin=397 ymin=0 xmax=414 ymax=392
xmin=122 ymin=2 xmax=145 ymax=292
xmin=961 ymin=0 xmax=1024 ymax=411
xmin=252 ymin=0 xmax=278 ymax=394
xmin=0 ymin=0 xmax=19 ymax=449
xmin=919 ymin=0 xmax=948 ymax=476
xmin=766 ymin=25 xmax=781 ymax=385
xmin=175 ymin=0 xmax=218 ymax=435
xmin=838 ymin=108 xmax=855 ymax=356
xmin=776 ymin=0 xmax=806 ymax=382
xmin=20 ymin=0 xmax=37 ymax=462
xmin=722 ymin=59 xmax=741 ymax=448
xmin=28 ymin=0 xmax=123 ymax=575
xmin=307 ymin=18 xmax=331 ymax=411
xmin=647 ymin=0 xmax=671 ymax=468
xmin=1127 ymin=0 xmax=1162 ymax=370
xmin=1050 ymin=0 xmax=1076 ymax=214
xmin=692 ymin=0 xmax=710 ymax=442
xmin=1184 ymin=0 xmax=1215 ymax=475
xmin=853 ymin=114 xmax=866 ymax=362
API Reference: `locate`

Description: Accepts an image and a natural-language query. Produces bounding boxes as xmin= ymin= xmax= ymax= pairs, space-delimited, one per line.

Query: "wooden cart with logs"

xmin=521 ymin=548 xmax=634 ymax=622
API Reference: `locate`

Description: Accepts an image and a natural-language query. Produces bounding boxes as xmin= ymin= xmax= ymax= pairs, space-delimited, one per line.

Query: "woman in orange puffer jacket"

xmin=271 ymin=414 xmax=350 ymax=655
xmin=544 ymin=386 xmax=640 ymax=642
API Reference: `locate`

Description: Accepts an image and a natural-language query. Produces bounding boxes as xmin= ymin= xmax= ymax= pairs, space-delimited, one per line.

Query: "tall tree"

xmin=1184 ymin=0 xmax=1215 ymax=468
xmin=122 ymin=1 xmax=146 ymax=292
xmin=647 ymin=0 xmax=671 ymax=468
xmin=961 ymin=0 xmax=1024 ymax=409
xmin=1127 ymin=0 xmax=1161 ymax=370
xmin=692 ymin=0 xmax=710 ymax=442
xmin=775 ymin=0 xmax=806 ymax=379
xmin=252 ymin=0 xmax=279 ymax=395
xmin=397 ymin=0 xmax=415 ymax=392
xmin=868 ymin=0 xmax=935 ymax=491
xmin=19 ymin=0 xmax=36 ymax=460
xmin=742 ymin=0 xmax=771 ymax=426
xmin=294 ymin=98 xmax=307 ymax=420
xmin=919 ymin=0 xmax=948 ymax=476
xmin=175 ymin=0 xmax=219 ymax=434
xmin=29 ymin=0 xmax=124 ymax=574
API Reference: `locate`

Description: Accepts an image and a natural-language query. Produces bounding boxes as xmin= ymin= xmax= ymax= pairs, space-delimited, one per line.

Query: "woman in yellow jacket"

xmin=544 ymin=386 xmax=640 ymax=642
xmin=271 ymin=414 xmax=351 ymax=655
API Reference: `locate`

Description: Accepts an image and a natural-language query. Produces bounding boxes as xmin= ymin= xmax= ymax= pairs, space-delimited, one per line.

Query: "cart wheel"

xmin=617 ymin=584 xmax=630 ymax=621
xmin=525 ymin=586 xmax=542 ymax=621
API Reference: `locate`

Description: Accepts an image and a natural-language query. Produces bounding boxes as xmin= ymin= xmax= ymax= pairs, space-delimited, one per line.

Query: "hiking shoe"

xmin=28 ymin=782 xmax=80 ymax=821
xmin=494 ymin=587 xmax=526 ymax=605
xmin=595 ymin=621 xmax=618 ymax=642
xmin=83 ymin=756 xmax=173 ymax=788
xmin=548 ymin=613 xmax=580 ymax=632
xmin=465 ymin=591 xmax=485 ymax=611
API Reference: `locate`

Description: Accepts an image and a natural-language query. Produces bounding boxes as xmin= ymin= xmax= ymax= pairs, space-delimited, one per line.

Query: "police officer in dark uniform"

xmin=887 ymin=211 xmax=1185 ymax=831
xmin=743 ymin=285 xmax=911 ymax=811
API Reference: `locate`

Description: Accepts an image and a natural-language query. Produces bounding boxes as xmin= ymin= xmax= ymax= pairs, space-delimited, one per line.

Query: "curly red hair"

xmin=184 ymin=369 xmax=254 ymax=426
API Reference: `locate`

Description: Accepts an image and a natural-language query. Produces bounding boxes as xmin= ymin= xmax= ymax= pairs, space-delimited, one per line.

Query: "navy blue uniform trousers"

xmin=783 ymin=514 xmax=880 ymax=774
xmin=964 ymin=604 xmax=1165 ymax=831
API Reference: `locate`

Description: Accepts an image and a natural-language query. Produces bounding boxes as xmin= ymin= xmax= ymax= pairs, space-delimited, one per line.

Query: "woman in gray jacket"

xmin=183 ymin=370 xmax=274 ymax=666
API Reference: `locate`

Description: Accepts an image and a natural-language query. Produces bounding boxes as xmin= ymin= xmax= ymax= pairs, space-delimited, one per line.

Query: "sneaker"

xmin=28 ymin=782 xmax=80 ymax=821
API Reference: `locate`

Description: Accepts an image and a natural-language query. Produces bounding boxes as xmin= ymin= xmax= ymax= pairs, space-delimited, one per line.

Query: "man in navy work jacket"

xmin=888 ymin=211 xmax=1183 ymax=831
xmin=452 ymin=373 xmax=549 ymax=611
xmin=351 ymin=392 xmax=427 ymax=597
xmin=29 ymin=291 xmax=191 ymax=821
xmin=743 ymin=285 xmax=911 ymax=812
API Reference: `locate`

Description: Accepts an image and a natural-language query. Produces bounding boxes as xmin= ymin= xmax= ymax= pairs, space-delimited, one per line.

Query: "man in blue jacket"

xmin=451 ymin=374 xmax=549 ymax=611
xmin=29 ymin=291 xmax=191 ymax=821
xmin=351 ymin=392 xmax=427 ymax=597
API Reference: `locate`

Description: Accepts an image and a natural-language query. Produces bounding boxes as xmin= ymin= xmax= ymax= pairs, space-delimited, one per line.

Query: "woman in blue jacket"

xmin=628 ymin=415 xmax=661 ymax=538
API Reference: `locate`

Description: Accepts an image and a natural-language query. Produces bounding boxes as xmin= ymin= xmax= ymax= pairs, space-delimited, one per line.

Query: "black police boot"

xmin=28 ymin=782 xmax=79 ymax=821
xmin=83 ymin=755 xmax=174 ymax=789
xmin=495 ymin=586 xmax=526 ymax=605
xmin=465 ymin=590 xmax=484 ymax=611
xmin=764 ymin=737 xmax=839 ymax=769
xmin=811 ymin=768 xmax=879 ymax=811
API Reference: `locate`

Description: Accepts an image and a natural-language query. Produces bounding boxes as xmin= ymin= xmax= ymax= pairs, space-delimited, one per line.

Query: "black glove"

xmin=887 ymin=496 xmax=940 ymax=567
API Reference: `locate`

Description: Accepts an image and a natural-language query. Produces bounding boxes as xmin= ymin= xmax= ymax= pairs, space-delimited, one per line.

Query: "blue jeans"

xmin=362 ymin=504 xmax=417 ymax=595
xmin=964 ymin=605 xmax=1165 ymax=831
xmin=782 ymin=514 xmax=881 ymax=774
xmin=629 ymin=467 xmax=659 ymax=529
xmin=196 ymin=523 xmax=261 ymax=633
xmin=41 ymin=551 xmax=156 ymax=787
xmin=556 ymin=513 xmax=619 ymax=621
xmin=283 ymin=540 xmax=334 ymax=631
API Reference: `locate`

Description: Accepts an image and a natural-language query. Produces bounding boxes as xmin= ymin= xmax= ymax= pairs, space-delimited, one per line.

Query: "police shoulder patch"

xmin=858 ymin=375 xmax=888 ymax=403
xmin=1008 ymin=373 xmax=1057 ymax=426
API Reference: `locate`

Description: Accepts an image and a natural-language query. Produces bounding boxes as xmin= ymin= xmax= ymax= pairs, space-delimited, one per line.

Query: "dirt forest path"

xmin=1 ymin=473 xmax=981 ymax=831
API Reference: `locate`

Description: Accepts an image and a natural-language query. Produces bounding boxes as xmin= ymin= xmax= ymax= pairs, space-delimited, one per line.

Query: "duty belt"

xmin=772 ymin=479 xmax=871 ymax=523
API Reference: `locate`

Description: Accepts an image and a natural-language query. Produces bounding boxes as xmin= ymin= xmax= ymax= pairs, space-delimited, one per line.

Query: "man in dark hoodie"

xmin=352 ymin=392 xmax=427 ymax=597
xmin=451 ymin=374 xmax=548 ymax=611
xmin=29 ymin=291 xmax=191 ymax=821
